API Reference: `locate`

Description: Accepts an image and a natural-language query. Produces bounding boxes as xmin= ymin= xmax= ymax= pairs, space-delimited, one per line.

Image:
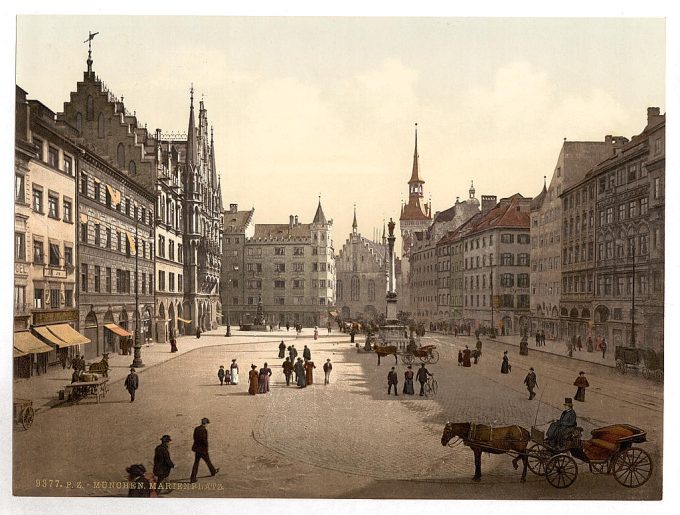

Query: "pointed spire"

xmin=409 ymin=122 xmax=422 ymax=184
xmin=352 ymin=203 xmax=358 ymax=234
xmin=543 ymin=175 xmax=547 ymax=191
xmin=382 ymin=219 xmax=386 ymax=244
xmin=186 ymin=84 xmax=198 ymax=167
xmin=469 ymin=180 xmax=475 ymax=199
xmin=210 ymin=125 xmax=217 ymax=185
xmin=313 ymin=196 xmax=327 ymax=224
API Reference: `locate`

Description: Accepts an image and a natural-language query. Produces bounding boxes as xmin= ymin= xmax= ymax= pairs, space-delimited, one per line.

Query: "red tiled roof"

xmin=400 ymin=198 xmax=430 ymax=221
xmin=468 ymin=194 xmax=530 ymax=235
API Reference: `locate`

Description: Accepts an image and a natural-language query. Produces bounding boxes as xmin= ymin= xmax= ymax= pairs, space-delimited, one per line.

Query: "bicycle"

xmin=424 ymin=375 xmax=438 ymax=397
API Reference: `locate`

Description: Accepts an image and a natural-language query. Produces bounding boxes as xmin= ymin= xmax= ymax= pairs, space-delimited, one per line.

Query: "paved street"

xmin=13 ymin=329 xmax=662 ymax=500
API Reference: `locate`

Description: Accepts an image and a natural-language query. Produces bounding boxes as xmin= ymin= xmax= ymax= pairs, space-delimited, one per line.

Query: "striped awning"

xmin=104 ymin=323 xmax=132 ymax=337
xmin=14 ymin=331 xmax=53 ymax=355
xmin=34 ymin=324 xmax=90 ymax=348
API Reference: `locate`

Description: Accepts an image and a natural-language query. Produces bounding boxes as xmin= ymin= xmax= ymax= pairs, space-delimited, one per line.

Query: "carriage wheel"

xmin=615 ymin=360 xmax=626 ymax=374
xmin=527 ymin=443 xmax=550 ymax=476
xmin=588 ymin=461 xmax=608 ymax=474
xmin=401 ymin=353 xmax=415 ymax=365
xmin=613 ymin=448 xmax=652 ymax=488
xmin=427 ymin=350 xmax=440 ymax=364
xmin=21 ymin=406 xmax=34 ymax=430
xmin=545 ymin=455 xmax=578 ymax=488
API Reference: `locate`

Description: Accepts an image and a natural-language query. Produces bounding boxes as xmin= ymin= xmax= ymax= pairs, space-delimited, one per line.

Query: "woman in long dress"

xmin=248 ymin=365 xmax=259 ymax=395
xmin=574 ymin=371 xmax=589 ymax=401
xmin=278 ymin=341 xmax=286 ymax=359
xmin=403 ymin=365 xmax=415 ymax=395
xmin=230 ymin=359 xmax=239 ymax=385
xmin=258 ymin=363 xmax=272 ymax=393
xmin=304 ymin=360 xmax=316 ymax=385
xmin=295 ymin=358 xmax=306 ymax=388
xmin=500 ymin=351 xmax=510 ymax=374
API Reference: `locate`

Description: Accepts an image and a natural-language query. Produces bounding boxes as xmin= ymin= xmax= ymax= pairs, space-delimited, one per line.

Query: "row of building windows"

xmin=596 ymin=233 xmax=649 ymax=261
xmin=597 ymin=198 xmax=649 ymax=227
xmin=597 ymin=163 xmax=647 ymax=194
xmin=464 ymin=253 xmax=530 ymax=269
xmin=80 ymin=171 xmax=152 ymax=226
xmin=464 ymin=294 xmax=530 ymax=309
xmin=238 ymin=296 xmax=329 ymax=306
xmin=464 ymin=273 xmax=530 ymax=290
xmin=245 ymin=262 xmax=332 ymax=273
xmin=80 ymin=221 xmax=153 ymax=260
xmin=156 ymin=271 xmax=183 ymax=292
xmin=80 ymin=266 xmax=153 ymax=295
xmin=27 ymin=182 xmax=74 ymax=223
xmin=15 ymin=233 xmax=73 ymax=267
xmin=157 ymin=235 xmax=183 ymax=263
xmin=19 ymin=285 xmax=74 ymax=310
xmin=32 ymin=136 xmax=74 ymax=176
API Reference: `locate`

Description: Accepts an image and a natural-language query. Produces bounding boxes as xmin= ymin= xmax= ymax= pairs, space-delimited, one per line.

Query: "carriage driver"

xmin=545 ymin=398 xmax=577 ymax=448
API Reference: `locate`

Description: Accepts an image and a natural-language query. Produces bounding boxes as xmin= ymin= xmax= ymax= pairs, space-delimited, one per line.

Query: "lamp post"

xmin=131 ymin=219 xmax=144 ymax=368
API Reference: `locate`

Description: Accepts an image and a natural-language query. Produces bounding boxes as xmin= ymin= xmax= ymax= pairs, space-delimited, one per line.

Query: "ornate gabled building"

xmin=335 ymin=206 xmax=402 ymax=321
xmin=57 ymin=48 xmax=224 ymax=338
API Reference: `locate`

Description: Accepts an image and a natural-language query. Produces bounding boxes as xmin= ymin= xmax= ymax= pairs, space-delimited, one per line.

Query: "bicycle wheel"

xmin=424 ymin=381 xmax=433 ymax=397
xmin=431 ymin=379 xmax=438 ymax=394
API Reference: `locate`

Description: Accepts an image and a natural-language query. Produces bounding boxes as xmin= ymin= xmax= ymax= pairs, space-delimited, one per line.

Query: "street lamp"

xmin=131 ymin=219 xmax=144 ymax=368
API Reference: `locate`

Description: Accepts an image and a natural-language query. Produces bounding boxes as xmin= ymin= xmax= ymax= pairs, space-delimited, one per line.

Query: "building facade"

xmin=560 ymin=108 xmax=665 ymax=350
xmin=77 ymin=146 xmax=156 ymax=359
xmin=227 ymin=201 xmax=335 ymax=327
xmin=463 ymin=194 xmax=532 ymax=335
xmin=221 ymin=204 xmax=255 ymax=325
xmin=335 ymin=207 xmax=390 ymax=321
xmin=14 ymin=87 xmax=82 ymax=377
xmin=530 ymin=138 xmax=626 ymax=340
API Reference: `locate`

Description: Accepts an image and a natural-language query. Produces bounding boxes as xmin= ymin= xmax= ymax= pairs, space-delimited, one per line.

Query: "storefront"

xmin=33 ymin=322 xmax=91 ymax=364
xmin=13 ymin=331 xmax=54 ymax=378
xmin=104 ymin=323 xmax=133 ymax=355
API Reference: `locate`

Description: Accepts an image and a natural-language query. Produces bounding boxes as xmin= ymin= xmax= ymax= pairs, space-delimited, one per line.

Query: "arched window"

xmin=129 ymin=160 xmax=136 ymax=175
xmin=98 ymin=112 xmax=105 ymax=138
xmin=117 ymin=143 xmax=125 ymax=169
xmin=336 ymin=280 xmax=343 ymax=301
xmin=351 ymin=276 xmax=360 ymax=301
xmin=75 ymin=112 xmax=82 ymax=133
xmin=193 ymin=206 xmax=199 ymax=233
xmin=368 ymin=280 xmax=376 ymax=301
xmin=86 ymin=95 xmax=94 ymax=121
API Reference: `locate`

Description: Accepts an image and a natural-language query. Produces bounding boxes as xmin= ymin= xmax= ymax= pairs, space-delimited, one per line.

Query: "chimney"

xmin=481 ymin=195 xmax=497 ymax=214
xmin=647 ymin=107 xmax=662 ymax=128
xmin=289 ymin=215 xmax=294 ymax=228
xmin=229 ymin=203 xmax=238 ymax=214
xmin=294 ymin=215 xmax=299 ymax=226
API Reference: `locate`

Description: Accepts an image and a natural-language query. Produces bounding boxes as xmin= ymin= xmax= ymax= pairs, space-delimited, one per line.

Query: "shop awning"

xmin=177 ymin=317 xmax=192 ymax=324
xmin=14 ymin=347 xmax=27 ymax=358
xmin=328 ymin=310 xmax=339 ymax=318
xmin=14 ymin=331 xmax=54 ymax=355
xmin=48 ymin=324 xmax=90 ymax=345
xmin=104 ymin=323 xmax=132 ymax=337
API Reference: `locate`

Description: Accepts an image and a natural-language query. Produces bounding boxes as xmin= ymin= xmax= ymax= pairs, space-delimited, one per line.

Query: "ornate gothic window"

xmin=98 ymin=112 xmax=105 ymax=138
xmin=117 ymin=143 xmax=125 ymax=170
xmin=368 ymin=280 xmax=375 ymax=301
xmin=351 ymin=276 xmax=360 ymax=301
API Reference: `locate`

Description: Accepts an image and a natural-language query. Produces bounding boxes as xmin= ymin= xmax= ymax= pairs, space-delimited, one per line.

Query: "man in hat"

xmin=323 ymin=358 xmax=333 ymax=385
xmin=190 ymin=418 xmax=218 ymax=483
xmin=546 ymin=398 xmax=577 ymax=449
xmin=523 ymin=367 xmax=538 ymax=400
xmin=416 ymin=363 xmax=433 ymax=396
xmin=153 ymin=435 xmax=175 ymax=491
xmin=387 ymin=367 xmax=399 ymax=396
xmin=124 ymin=367 xmax=139 ymax=402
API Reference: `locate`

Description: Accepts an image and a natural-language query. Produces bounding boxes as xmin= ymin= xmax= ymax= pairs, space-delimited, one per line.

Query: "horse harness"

xmin=466 ymin=423 xmax=526 ymax=445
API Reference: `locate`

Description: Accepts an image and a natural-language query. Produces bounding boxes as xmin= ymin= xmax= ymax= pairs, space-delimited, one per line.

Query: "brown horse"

xmin=441 ymin=422 xmax=530 ymax=482
xmin=374 ymin=345 xmax=398 ymax=365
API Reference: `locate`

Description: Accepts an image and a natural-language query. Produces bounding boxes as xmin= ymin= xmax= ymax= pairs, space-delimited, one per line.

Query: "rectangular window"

xmin=15 ymin=233 xmax=26 ymax=261
xmin=169 ymin=272 xmax=175 ymax=292
xmin=34 ymin=288 xmax=44 ymax=309
xmin=33 ymin=239 xmax=44 ymax=264
xmin=628 ymin=201 xmax=637 ymax=219
xmin=274 ymin=263 xmax=286 ymax=273
xmin=81 ymin=222 xmax=88 ymax=243
xmin=80 ymin=173 xmax=88 ymax=195
xmin=639 ymin=234 xmax=648 ymax=255
xmin=49 ymin=242 xmax=60 ymax=266
xmin=158 ymin=270 xmax=165 ymax=291
xmin=48 ymin=146 xmax=59 ymax=168
xmin=501 ymin=294 xmax=514 ymax=308
xmin=517 ymin=294 xmax=530 ymax=309
xmin=640 ymin=197 xmax=648 ymax=216
xmin=517 ymin=253 xmax=530 ymax=266
xmin=501 ymin=273 xmax=514 ymax=287
xmin=94 ymin=265 xmax=101 ymax=292
xmin=15 ymin=173 xmax=25 ymax=202
xmin=178 ymin=244 xmax=183 ymax=263
xmin=81 ymin=264 xmax=88 ymax=292
xmin=178 ymin=274 xmax=183 ymax=292
xmin=517 ymin=234 xmax=530 ymax=244
xmin=293 ymin=279 xmax=304 ymax=289
xmin=517 ymin=274 xmax=529 ymax=288
xmin=106 ymin=267 xmax=112 ymax=293
xmin=628 ymin=164 xmax=638 ymax=182
xmin=63 ymin=200 xmax=72 ymax=223
xmin=274 ymin=297 xmax=285 ymax=305
xmin=618 ymin=204 xmax=625 ymax=221
xmin=293 ymin=247 xmax=304 ymax=256
xmin=274 ymin=280 xmax=286 ymax=289
xmin=274 ymin=247 xmax=285 ymax=256
xmin=47 ymin=195 xmax=59 ymax=218
xmin=64 ymin=289 xmax=73 ymax=307
xmin=32 ymin=187 xmax=43 ymax=213
xmin=63 ymin=155 xmax=73 ymax=175
xmin=501 ymin=253 xmax=514 ymax=266
xmin=169 ymin=240 xmax=175 ymax=261
xmin=606 ymin=207 xmax=613 ymax=224
xmin=319 ymin=298 xmax=326 ymax=305
xmin=94 ymin=224 xmax=101 ymax=246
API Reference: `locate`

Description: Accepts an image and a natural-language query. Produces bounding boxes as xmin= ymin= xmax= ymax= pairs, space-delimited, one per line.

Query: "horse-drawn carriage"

xmin=13 ymin=398 xmax=35 ymax=430
xmin=441 ymin=421 xmax=653 ymax=489
xmin=401 ymin=344 xmax=439 ymax=365
xmin=527 ymin=423 xmax=652 ymax=488
xmin=64 ymin=375 xmax=110 ymax=404
xmin=615 ymin=346 xmax=663 ymax=382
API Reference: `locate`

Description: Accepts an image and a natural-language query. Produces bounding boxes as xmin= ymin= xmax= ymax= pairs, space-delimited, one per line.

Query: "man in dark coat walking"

xmin=387 ymin=367 xmax=399 ymax=396
xmin=523 ymin=367 xmax=538 ymax=400
xmin=303 ymin=345 xmax=311 ymax=361
xmin=323 ymin=358 xmax=333 ymax=385
xmin=153 ymin=434 xmax=175 ymax=491
xmin=190 ymin=418 xmax=219 ymax=483
xmin=124 ymin=368 xmax=139 ymax=402
xmin=416 ymin=363 xmax=432 ymax=396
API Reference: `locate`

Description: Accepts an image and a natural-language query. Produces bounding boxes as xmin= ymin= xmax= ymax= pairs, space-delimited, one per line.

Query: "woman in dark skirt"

xmin=403 ymin=365 xmax=415 ymax=395
xmin=501 ymin=350 xmax=510 ymax=374
xmin=278 ymin=340 xmax=286 ymax=359
xmin=574 ymin=371 xmax=589 ymax=401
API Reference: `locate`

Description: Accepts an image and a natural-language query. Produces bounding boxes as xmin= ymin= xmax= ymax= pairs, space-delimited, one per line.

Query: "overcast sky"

xmin=16 ymin=16 xmax=665 ymax=250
